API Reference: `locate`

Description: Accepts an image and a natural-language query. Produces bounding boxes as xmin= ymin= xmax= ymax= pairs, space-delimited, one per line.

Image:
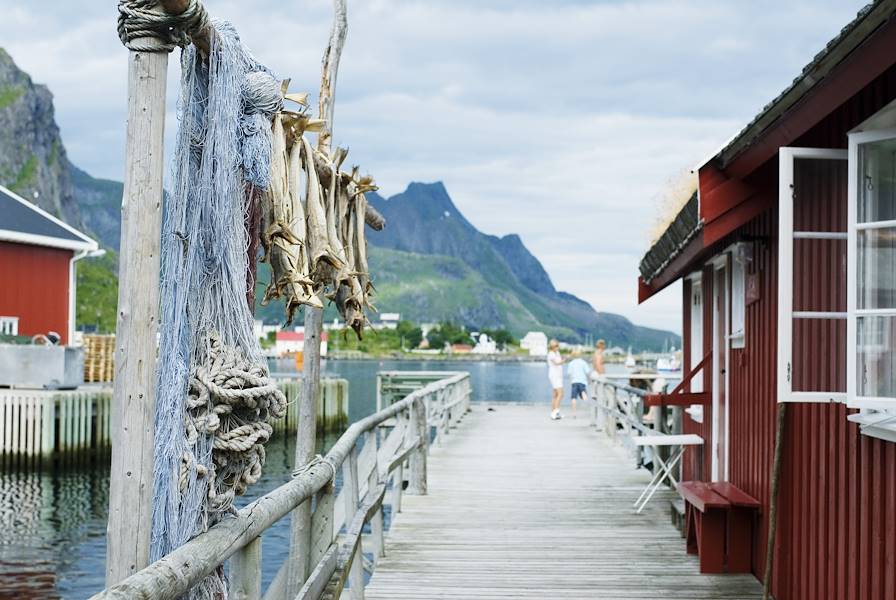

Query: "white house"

xmin=520 ymin=331 xmax=548 ymax=357
xmin=471 ymin=333 xmax=497 ymax=354
xmin=275 ymin=329 xmax=328 ymax=357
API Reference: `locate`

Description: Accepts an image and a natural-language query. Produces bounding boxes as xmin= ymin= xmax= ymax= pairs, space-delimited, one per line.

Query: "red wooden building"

xmin=639 ymin=3 xmax=896 ymax=598
xmin=0 ymin=184 xmax=98 ymax=345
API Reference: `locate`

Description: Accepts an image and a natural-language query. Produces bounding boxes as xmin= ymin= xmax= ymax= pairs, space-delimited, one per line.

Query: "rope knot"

xmin=117 ymin=0 xmax=210 ymax=52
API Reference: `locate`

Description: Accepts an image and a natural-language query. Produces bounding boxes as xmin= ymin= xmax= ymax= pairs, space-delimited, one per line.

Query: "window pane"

xmin=857 ymin=227 xmax=896 ymax=309
xmin=857 ymin=315 xmax=896 ymax=398
xmin=858 ymin=138 xmax=896 ymax=223
xmin=793 ymin=318 xmax=846 ymax=393
xmin=793 ymin=238 xmax=846 ymax=312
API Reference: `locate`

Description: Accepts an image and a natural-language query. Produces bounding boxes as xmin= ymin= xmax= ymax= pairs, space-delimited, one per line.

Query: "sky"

xmin=0 ymin=0 xmax=872 ymax=334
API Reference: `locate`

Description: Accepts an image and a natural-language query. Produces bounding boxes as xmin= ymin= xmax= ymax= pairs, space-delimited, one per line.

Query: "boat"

xmin=624 ymin=349 xmax=636 ymax=370
xmin=656 ymin=355 xmax=681 ymax=375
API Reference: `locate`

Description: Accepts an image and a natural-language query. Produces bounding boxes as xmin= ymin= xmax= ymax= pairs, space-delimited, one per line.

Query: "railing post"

xmin=343 ymin=447 xmax=364 ymax=599
xmin=230 ymin=536 xmax=262 ymax=600
xmin=310 ymin=481 xmax=336 ymax=569
xmin=408 ymin=397 xmax=428 ymax=495
xmin=366 ymin=431 xmax=385 ymax=564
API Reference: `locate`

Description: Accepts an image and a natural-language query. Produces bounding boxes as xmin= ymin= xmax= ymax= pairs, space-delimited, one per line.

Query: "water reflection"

xmin=0 ymin=359 xmax=602 ymax=597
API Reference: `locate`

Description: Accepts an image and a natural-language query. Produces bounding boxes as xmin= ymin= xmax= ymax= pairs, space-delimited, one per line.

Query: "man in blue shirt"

xmin=566 ymin=348 xmax=592 ymax=418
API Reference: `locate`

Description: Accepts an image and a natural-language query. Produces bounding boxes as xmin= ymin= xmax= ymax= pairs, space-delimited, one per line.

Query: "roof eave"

xmin=705 ymin=0 xmax=896 ymax=173
xmin=0 ymin=229 xmax=98 ymax=252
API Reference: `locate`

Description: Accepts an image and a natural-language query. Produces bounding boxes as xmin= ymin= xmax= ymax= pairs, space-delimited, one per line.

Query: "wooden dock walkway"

xmin=366 ymin=403 xmax=763 ymax=600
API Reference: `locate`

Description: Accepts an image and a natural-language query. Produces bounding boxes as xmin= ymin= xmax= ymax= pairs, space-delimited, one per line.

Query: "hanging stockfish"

xmin=301 ymin=136 xmax=342 ymax=282
xmin=260 ymin=109 xmax=322 ymax=323
xmin=152 ymin=21 xmax=286 ymax=599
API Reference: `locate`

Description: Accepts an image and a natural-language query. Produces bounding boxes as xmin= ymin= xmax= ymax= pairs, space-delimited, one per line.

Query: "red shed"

xmin=640 ymin=4 xmax=896 ymax=599
xmin=0 ymin=184 xmax=98 ymax=345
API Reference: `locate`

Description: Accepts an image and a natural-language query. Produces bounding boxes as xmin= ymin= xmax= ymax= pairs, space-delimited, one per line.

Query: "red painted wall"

xmin=0 ymin=241 xmax=71 ymax=344
xmin=674 ymin=61 xmax=896 ymax=598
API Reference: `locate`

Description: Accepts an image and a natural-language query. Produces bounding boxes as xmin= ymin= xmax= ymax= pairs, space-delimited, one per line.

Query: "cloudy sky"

xmin=0 ymin=0 xmax=871 ymax=333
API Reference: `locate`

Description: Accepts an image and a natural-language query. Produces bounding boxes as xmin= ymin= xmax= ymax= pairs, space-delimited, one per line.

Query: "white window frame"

xmin=0 ymin=316 xmax=18 ymax=336
xmin=847 ymin=128 xmax=896 ymax=416
xmin=777 ymin=147 xmax=849 ymax=404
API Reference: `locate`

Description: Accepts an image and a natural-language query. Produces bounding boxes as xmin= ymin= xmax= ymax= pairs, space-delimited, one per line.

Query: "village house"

xmin=0 ymin=185 xmax=99 ymax=345
xmin=639 ymin=3 xmax=896 ymax=598
xmin=275 ymin=329 xmax=328 ymax=357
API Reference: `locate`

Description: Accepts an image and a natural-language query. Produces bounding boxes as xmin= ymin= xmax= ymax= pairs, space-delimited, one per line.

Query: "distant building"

xmin=605 ymin=346 xmax=626 ymax=358
xmin=520 ymin=331 xmax=548 ymax=356
xmin=450 ymin=343 xmax=473 ymax=354
xmin=471 ymin=333 xmax=497 ymax=354
xmin=253 ymin=319 xmax=279 ymax=340
xmin=275 ymin=329 xmax=328 ymax=357
xmin=377 ymin=313 xmax=401 ymax=330
xmin=0 ymin=185 xmax=99 ymax=345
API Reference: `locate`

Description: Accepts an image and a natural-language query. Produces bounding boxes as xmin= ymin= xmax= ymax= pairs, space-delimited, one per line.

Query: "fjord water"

xmin=0 ymin=359 xmax=617 ymax=598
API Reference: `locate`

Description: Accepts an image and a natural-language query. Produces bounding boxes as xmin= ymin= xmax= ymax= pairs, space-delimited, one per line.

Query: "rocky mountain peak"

xmin=0 ymin=47 xmax=82 ymax=226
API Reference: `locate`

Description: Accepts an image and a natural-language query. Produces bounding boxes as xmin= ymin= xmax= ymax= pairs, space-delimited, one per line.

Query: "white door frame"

xmin=709 ymin=255 xmax=729 ymax=481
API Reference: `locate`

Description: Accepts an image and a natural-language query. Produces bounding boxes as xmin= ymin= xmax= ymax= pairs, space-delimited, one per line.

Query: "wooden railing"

xmin=91 ymin=371 xmax=471 ymax=600
xmin=644 ymin=351 xmax=712 ymax=407
xmin=590 ymin=378 xmax=683 ymax=469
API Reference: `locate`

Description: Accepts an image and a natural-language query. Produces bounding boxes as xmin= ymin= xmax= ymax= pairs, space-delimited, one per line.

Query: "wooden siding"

xmin=0 ymin=241 xmax=71 ymax=344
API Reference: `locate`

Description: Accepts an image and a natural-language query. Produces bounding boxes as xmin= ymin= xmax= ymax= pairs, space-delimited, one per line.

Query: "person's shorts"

xmin=549 ymin=374 xmax=563 ymax=390
xmin=571 ymin=382 xmax=587 ymax=399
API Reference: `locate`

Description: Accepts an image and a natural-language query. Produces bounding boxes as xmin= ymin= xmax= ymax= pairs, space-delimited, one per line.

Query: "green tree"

xmin=395 ymin=320 xmax=423 ymax=349
xmin=427 ymin=321 xmax=470 ymax=349
xmin=75 ymin=250 xmax=118 ymax=333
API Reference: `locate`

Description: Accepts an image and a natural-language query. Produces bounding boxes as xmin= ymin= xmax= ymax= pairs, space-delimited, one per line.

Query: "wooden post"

xmin=343 ymin=447 xmax=364 ymax=599
xmin=106 ymin=44 xmax=168 ymax=585
xmin=229 ymin=536 xmax=262 ymax=600
xmin=289 ymin=0 xmax=348 ymax=594
xmin=408 ymin=398 xmax=427 ymax=495
xmin=287 ymin=305 xmax=322 ymax=594
xmin=366 ymin=431 xmax=385 ymax=563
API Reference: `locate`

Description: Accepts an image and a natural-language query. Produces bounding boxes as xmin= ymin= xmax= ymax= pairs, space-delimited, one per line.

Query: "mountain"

xmin=0 ymin=48 xmax=678 ymax=350
xmin=363 ymin=182 xmax=677 ymax=348
xmin=0 ymin=48 xmax=82 ymax=225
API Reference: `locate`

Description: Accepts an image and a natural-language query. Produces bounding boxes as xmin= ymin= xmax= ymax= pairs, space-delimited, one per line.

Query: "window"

xmin=778 ymin=147 xmax=848 ymax=404
xmin=0 ymin=317 xmax=17 ymax=336
xmin=848 ymin=129 xmax=896 ymax=417
xmin=730 ymin=245 xmax=747 ymax=349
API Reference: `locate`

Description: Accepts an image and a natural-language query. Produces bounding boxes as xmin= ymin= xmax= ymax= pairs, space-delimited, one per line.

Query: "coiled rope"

xmin=117 ymin=0 xmax=209 ymax=52
xmin=181 ymin=333 xmax=287 ymax=513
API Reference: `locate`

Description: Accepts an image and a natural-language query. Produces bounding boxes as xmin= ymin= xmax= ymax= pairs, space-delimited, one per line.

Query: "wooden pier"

xmin=365 ymin=403 xmax=763 ymax=600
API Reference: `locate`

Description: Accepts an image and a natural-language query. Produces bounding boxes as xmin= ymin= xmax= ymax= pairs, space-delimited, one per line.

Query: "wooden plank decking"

xmin=365 ymin=403 xmax=763 ymax=599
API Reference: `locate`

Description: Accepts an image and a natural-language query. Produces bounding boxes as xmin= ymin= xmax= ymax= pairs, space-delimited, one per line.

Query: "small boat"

xmin=624 ymin=350 xmax=636 ymax=370
xmin=656 ymin=356 xmax=681 ymax=374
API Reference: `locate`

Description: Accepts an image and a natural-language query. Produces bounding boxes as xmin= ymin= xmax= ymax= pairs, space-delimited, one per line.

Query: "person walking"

xmin=592 ymin=339 xmax=607 ymax=377
xmin=547 ymin=339 xmax=564 ymax=420
xmin=567 ymin=348 xmax=591 ymax=418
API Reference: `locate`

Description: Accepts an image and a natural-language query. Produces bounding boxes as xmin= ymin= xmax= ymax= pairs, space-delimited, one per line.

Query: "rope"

xmin=181 ymin=333 xmax=287 ymax=513
xmin=293 ymin=454 xmax=338 ymax=484
xmin=117 ymin=0 xmax=209 ymax=52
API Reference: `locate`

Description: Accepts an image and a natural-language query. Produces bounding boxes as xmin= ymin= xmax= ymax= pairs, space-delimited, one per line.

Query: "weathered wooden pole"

xmin=106 ymin=26 xmax=169 ymax=591
xmin=106 ymin=0 xmax=209 ymax=586
xmin=288 ymin=0 xmax=348 ymax=595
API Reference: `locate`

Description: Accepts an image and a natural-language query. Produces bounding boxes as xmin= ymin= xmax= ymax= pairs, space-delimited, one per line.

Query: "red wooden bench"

xmin=710 ymin=482 xmax=761 ymax=574
xmin=678 ymin=481 xmax=729 ymax=573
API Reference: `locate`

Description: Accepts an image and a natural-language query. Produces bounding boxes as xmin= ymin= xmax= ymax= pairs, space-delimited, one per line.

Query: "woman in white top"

xmin=546 ymin=339 xmax=564 ymax=420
